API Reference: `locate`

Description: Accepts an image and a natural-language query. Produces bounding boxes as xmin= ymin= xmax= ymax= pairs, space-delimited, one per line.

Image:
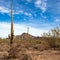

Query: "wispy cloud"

xmin=13 ymin=10 xmax=32 ymax=17
xmin=0 ymin=6 xmax=10 ymax=14
xmin=0 ymin=5 xmax=32 ymax=17
xmin=34 ymin=0 xmax=47 ymax=12
xmin=55 ymin=19 xmax=60 ymax=22
xmin=23 ymin=12 xmax=32 ymax=17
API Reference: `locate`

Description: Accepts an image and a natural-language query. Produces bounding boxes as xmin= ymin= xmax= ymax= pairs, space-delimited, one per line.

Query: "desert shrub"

xmin=42 ymin=27 xmax=60 ymax=49
xmin=34 ymin=40 xmax=41 ymax=44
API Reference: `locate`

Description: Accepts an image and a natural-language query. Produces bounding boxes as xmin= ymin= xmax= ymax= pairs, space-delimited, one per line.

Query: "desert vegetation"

xmin=42 ymin=27 xmax=60 ymax=49
xmin=0 ymin=27 xmax=60 ymax=60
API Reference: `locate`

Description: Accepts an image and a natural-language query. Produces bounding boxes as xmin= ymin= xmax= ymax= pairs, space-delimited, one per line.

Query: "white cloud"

xmin=14 ymin=10 xmax=32 ymax=17
xmin=0 ymin=6 xmax=32 ymax=17
xmin=0 ymin=6 xmax=10 ymax=14
xmin=55 ymin=19 xmax=60 ymax=22
xmin=13 ymin=10 xmax=23 ymax=15
xmin=35 ymin=0 xmax=47 ymax=12
xmin=35 ymin=0 xmax=42 ymax=7
xmin=0 ymin=6 xmax=21 ymax=15
xmin=24 ymin=12 xmax=32 ymax=17
xmin=0 ymin=22 xmax=47 ymax=38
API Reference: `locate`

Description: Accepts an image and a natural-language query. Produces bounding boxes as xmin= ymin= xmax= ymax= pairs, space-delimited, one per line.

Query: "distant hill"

xmin=15 ymin=33 xmax=35 ymax=40
xmin=14 ymin=33 xmax=48 ymax=40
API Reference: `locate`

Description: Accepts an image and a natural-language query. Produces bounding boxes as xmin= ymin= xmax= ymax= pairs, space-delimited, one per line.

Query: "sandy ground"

xmin=0 ymin=50 xmax=60 ymax=60
xmin=26 ymin=50 xmax=60 ymax=60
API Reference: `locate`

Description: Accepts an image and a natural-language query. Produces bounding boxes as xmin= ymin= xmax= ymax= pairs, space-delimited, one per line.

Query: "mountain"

xmin=15 ymin=33 xmax=35 ymax=40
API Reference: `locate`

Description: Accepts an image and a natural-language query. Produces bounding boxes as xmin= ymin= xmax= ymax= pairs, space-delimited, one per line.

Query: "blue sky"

xmin=0 ymin=0 xmax=60 ymax=38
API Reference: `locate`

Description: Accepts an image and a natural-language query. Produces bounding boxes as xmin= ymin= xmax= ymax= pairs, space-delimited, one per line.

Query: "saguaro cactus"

xmin=10 ymin=0 xmax=14 ymax=45
xmin=27 ymin=27 xmax=29 ymax=34
xmin=8 ymin=0 xmax=14 ymax=58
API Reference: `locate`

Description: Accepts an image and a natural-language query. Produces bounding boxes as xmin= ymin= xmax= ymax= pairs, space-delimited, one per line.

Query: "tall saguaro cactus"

xmin=10 ymin=0 xmax=14 ymax=45
xmin=8 ymin=0 xmax=14 ymax=58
